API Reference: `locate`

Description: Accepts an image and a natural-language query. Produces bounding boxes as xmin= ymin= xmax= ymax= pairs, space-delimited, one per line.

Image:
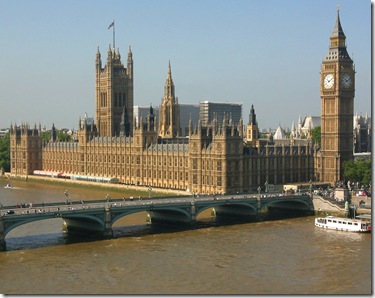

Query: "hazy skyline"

xmin=0 ymin=0 xmax=371 ymax=131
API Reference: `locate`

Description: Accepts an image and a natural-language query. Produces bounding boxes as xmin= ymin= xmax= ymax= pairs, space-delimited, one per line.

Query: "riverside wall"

xmin=3 ymin=173 xmax=188 ymax=196
xmin=312 ymin=195 xmax=371 ymax=215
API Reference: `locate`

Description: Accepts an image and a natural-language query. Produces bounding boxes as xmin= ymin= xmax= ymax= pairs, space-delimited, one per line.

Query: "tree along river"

xmin=0 ymin=178 xmax=371 ymax=294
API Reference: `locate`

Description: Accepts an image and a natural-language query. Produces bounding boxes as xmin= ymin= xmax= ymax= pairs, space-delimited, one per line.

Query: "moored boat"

xmin=315 ymin=216 xmax=371 ymax=233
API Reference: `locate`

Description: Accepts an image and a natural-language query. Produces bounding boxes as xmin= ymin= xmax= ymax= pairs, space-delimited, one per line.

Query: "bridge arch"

xmin=61 ymin=213 xmax=107 ymax=237
xmin=3 ymin=216 xmax=62 ymax=237
xmin=110 ymin=209 xmax=150 ymax=225
xmin=110 ymin=206 xmax=192 ymax=226
xmin=261 ymin=197 xmax=312 ymax=211
xmin=148 ymin=208 xmax=192 ymax=225
xmin=195 ymin=200 xmax=258 ymax=219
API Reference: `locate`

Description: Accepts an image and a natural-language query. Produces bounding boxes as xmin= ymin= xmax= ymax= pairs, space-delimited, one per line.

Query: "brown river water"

xmin=0 ymin=178 xmax=371 ymax=294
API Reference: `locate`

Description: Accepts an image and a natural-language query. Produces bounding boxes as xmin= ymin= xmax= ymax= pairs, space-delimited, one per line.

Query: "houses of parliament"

xmin=9 ymin=10 xmax=355 ymax=194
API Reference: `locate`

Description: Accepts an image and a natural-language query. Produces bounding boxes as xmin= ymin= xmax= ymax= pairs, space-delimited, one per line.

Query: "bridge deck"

xmin=0 ymin=193 xmax=313 ymax=251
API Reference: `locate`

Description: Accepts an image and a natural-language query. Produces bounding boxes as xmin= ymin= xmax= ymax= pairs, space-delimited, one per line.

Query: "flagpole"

xmin=108 ymin=20 xmax=115 ymax=50
xmin=113 ymin=20 xmax=115 ymax=50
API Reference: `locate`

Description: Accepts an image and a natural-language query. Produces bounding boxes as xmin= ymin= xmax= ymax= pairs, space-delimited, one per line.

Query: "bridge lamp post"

xmin=257 ymin=186 xmax=262 ymax=213
xmin=64 ymin=190 xmax=69 ymax=204
xmin=309 ymin=180 xmax=313 ymax=198
xmin=264 ymin=181 xmax=268 ymax=193
xmin=213 ymin=185 xmax=216 ymax=196
xmin=148 ymin=186 xmax=152 ymax=198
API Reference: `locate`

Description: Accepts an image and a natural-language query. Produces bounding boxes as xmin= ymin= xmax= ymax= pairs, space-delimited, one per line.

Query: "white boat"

xmin=315 ymin=216 xmax=371 ymax=233
xmin=4 ymin=184 xmax=13 ymax=189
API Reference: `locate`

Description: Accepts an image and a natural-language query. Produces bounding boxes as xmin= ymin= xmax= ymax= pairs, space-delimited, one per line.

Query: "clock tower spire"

xmin=318 ymin=8 xmax=355 ymax=185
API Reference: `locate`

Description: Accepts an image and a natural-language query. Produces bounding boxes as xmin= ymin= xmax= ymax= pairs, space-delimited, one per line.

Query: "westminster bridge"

xmin=0 ymin=193 xmax=313 ymax=251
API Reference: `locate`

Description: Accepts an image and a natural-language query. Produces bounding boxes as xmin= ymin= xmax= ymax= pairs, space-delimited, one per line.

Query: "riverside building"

xmin=315 ymin=9 xmax=356 ymax=184
xmin=10 ymin=10 xmax=353 ymax=192
xmin=9 ymin=47 xmax=314 ymax=194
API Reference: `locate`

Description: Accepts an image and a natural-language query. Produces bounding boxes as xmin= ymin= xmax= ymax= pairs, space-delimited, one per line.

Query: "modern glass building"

xmin=199 ymin=101 xmax=242 ymax=126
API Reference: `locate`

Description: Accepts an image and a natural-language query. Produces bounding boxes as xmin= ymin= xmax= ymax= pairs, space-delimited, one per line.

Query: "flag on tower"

xmin=108 ymin=21 xmax=114 ymax=29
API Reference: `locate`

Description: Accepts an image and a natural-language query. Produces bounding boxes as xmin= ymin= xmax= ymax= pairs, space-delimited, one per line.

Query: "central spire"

xmin=164 ymin=60 xmax=175 ymax=98
xmin=159 ymin=61 xmax=180 ymax=138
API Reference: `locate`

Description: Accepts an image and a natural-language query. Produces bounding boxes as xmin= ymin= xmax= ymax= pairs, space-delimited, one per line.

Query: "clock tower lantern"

xmin=319 ymin=9 xmax=355 ymax=184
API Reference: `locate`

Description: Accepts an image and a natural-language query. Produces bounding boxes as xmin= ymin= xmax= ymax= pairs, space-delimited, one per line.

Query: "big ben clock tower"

xmin=319 ymin=9 xmax=355 ymax=185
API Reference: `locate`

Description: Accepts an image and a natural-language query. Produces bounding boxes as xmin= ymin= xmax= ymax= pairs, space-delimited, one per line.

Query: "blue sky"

xmin=0 ymin=0 xmax=371 ymax=131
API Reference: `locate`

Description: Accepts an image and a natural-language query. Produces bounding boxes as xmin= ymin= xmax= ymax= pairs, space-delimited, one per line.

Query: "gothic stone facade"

xmin=315 ymin=10 xmax=355 ymax=185
xmin=10 ymin=37 xmax=315 ymax=194
xmin=10 ymin=119 xmax=314 ymax=195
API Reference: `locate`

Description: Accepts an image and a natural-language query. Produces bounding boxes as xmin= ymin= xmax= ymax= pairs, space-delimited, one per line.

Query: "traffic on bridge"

xmin=0 ymin=191 xmax=312 ymax=217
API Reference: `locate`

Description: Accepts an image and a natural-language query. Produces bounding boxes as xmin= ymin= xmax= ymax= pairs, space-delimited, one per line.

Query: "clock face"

xmin=342 ymin=74 xmax=352 ymax=88
xmin=324 ymin=74 xmax=334 ymax=89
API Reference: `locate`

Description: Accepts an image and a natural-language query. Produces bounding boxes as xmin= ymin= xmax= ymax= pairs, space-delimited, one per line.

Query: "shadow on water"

xmin=4 ymin=210 xmax=312 ymax=251
xmin=114 ymin=208 xmax=312 ymax=238
xmin=6 ymin=232 xmax=107 ymax=251
xmin=260 ymin=208 xmax=314 ymax=222
xmin=6 ymin=233 xmax=65 ymax=251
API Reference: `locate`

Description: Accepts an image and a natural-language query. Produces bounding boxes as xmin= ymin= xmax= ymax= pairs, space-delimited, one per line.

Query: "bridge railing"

xmin=0 ymin=192 xmax=312 ymax=213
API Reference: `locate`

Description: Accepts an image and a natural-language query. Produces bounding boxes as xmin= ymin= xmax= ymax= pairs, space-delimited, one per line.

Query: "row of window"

xmin=43 ymin=152 xmax=190 ymax=167
xmin=328 ymin=219 xmax=358 ymax=226
xmin=84 ymin=167 xmax=189 ymax=182
xmin=192 ymin=175 xmax=224 ymax=187
xmin=98 ymin=92 xmax=128 ymax=108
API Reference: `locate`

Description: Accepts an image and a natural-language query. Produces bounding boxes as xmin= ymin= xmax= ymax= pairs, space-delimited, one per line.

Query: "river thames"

xmin=0 ymin=178 xmax=371 ymax=294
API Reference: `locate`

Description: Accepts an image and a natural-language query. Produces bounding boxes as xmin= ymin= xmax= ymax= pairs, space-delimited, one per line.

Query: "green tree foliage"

xmin=343 ymin=158 xmax=371 ymax=186
xmin=0 ymin=133 xmax=10 ymax=172
xmin=57 ymin=131 xmax=71 ymax=142
xmin=41 ymin=130 xmax=71 ymax=142
xmin=311 ymin=126 xmax=321 ymax=146
xmin=42 ymin=131 xmax=51 ymax=142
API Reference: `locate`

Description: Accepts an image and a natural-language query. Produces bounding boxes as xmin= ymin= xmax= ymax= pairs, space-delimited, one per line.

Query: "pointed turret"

xmin=325 ymin=9 xmax=352 ymax=62
xmin=158 ymin=61 xmax=180 ymax=138
xmin=96 ymin=46 xmax=102 ymax=70
xmin=127 ymin=45 xmax=133 ymax=78
xmin=51 ymin=123 xmax=57 ymax=142
xmin=291 ymin=121 xmax=296 ymax=139
xmin=238 ymin=118 xmax=243 ymax=138
xmin=298 ymin=115 xmax=303 ymax=138
xmin=164 ymin=61 xmax=175 ymax=98
xmin=116 ymin=48 xmax=121 ymax=61
xmin=147 ymin=104 xmax=155 ymax=131
xmin=222 ymin=113 xmax=227 ymax=136
xmin=107 ymin=45 xmax=113 ymax=63
xmin=330 ymin=9 xmax=346 ymax=40
xmin=246 ymin=104 xmax=258 ymax=146
xmin=248 ymin=105 xmax=257 ymax=125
